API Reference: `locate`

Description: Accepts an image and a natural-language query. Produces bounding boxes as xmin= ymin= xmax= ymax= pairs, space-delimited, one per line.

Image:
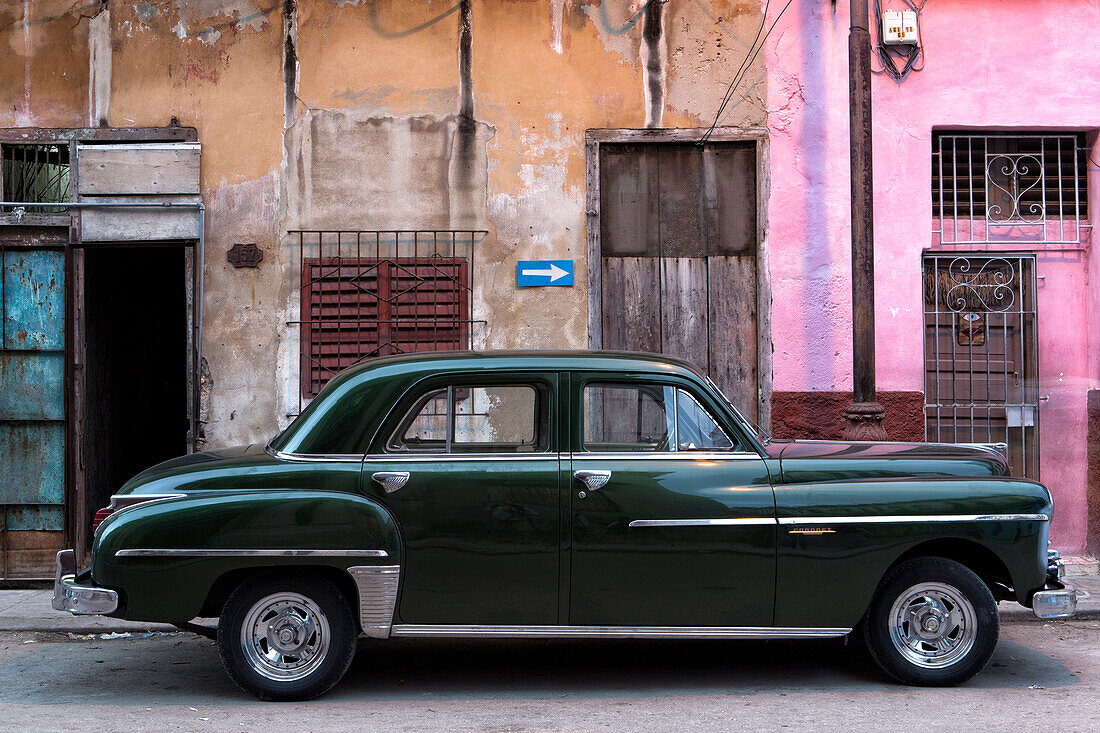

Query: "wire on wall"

xmin=872 ymin=0 xmax=927 ymax=81
xmin=699 ymin=0 xmax=794 ymax=145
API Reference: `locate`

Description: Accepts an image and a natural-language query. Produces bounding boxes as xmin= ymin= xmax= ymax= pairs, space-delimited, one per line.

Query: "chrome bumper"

xmin=1032 ymin=551 xmax=1076 ymax=619
xmin=51 ymin=550 xmax=118 ymax=616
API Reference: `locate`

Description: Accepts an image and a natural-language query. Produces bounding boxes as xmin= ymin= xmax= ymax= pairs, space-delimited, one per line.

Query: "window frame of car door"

xmin=569 ymin=371 xmax=764 ymax=458
xmin=368 ymin=371 xmax=561 ymax=458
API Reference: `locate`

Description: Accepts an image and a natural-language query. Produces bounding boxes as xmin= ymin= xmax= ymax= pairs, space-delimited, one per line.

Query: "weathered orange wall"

xmin=0 ymin=0 xmax=768 ymax=449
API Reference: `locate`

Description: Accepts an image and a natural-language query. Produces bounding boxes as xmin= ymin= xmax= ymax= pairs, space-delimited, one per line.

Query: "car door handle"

xmin=573 ymin=470 xmax=611 ymax=491
xmin=372 ymin=471 xmax=410 ymax=493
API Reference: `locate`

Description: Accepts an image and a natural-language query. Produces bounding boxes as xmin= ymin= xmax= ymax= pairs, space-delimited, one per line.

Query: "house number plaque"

xmin=227 ymin=243 xmax=263 ymax=268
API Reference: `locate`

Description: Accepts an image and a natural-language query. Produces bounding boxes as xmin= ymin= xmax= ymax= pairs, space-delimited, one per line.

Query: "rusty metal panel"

xmin=0 ymin=423 xmax=64 ymax=505
xmin=0 ymin=246 xmax=65 ymax=534
xmin=0 ymin=352 xmax=63 ymax=420
xmin=2 ymin=249 xmax=64 ymax=350
xmin=6 ymin=506 xmax=65 ymax=531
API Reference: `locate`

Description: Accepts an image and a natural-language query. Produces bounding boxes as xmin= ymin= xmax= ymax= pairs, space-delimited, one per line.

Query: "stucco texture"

xmin=763 ymin=0 xmax=1100 ymax=551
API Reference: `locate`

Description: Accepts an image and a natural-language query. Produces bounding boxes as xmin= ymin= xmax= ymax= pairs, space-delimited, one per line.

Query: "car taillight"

xmin=91 ymin=494 xmax=181 ymax=535
xmin=91 ymin=506 xmax=114 ymax=534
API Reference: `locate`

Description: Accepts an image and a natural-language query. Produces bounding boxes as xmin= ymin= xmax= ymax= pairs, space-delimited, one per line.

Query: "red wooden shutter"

xmin=300 ymin=257 xmax=468 ymax=398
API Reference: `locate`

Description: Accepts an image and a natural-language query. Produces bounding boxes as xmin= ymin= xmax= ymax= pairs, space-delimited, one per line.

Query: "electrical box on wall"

xmin=882 ymin=10 xmax=918 ymax=45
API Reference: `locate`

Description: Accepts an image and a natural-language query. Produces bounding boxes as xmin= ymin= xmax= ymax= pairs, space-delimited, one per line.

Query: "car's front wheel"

xmin=863 ymin=557 xmax=998 ymax=686
xmin=217 ymin=572 xmax=357 ymax=701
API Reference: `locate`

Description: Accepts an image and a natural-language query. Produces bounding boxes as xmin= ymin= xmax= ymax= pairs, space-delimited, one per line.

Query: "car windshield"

xmin=704 ymin=375 xmax=771 ymax=446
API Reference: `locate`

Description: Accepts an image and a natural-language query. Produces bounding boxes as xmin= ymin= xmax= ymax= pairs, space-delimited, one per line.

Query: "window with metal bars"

xmin=299 ymin=257 xmax=469 ymax=398
xmin=292 ymin=231 xmax=484 ymax=407
xmin=0 ymin=144 xmax=70 ymax=213
xmin=931 ymin=132 xmax=1088 ymax=245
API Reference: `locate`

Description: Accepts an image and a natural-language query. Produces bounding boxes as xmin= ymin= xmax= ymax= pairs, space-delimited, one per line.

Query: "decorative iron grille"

xmin=0 ymin=144 xmax=71 ymax=213
xmin=289 ymin=230 xmax=486 ymax=411
xmin=922 ymin=254 xmax=1040 ymax=479
xmin=932 ymin=133 xmax=1087 ymax=245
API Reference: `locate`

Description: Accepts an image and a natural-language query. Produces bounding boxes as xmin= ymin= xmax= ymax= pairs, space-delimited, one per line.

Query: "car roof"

xmin=332 ymin=350 xmax=705 ymax=379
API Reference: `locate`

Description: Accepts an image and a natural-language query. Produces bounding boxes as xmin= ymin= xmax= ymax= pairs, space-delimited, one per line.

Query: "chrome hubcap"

xmin=888 ymin=581 xmax=977 ymax=669
xmin=241 ymin=592 xmax=330 ymax=682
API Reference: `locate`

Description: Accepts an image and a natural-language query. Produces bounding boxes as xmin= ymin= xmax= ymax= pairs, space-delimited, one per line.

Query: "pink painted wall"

xmin=765 ymin=0 xmax=1100 ymax=551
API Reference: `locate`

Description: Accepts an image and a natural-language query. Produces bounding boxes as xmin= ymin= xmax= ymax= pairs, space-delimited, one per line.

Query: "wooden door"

xmin=598 ymin=142 xmax=759 ymax=419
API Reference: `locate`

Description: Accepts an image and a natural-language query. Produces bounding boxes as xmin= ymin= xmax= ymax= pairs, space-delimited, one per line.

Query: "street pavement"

xmin=0 ymin=575 xmax=1097 ymax=731
xmin=1 ymin=619 xmax=1099 ymax=731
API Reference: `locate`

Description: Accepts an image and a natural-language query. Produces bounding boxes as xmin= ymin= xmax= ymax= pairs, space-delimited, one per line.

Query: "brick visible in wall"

xmin=770 ymin=391 xmax=926 ymax=442
xmin=1088 ymin=390 xmax=1100 ymax=557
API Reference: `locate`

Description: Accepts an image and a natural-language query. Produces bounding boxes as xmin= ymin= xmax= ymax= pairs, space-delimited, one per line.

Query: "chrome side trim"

xmin=266 ymin=447 xmax=364 ymax=463
xmin=114 ymin=549 xmax=390 ymax=558
xmin=628 ymin=518 xmax=775 ymax=528
xmin=108 ymin=493 xmax=185 ymax=509
xmin=390 ymin=625 xmax=850 ymax=639
xmin=573 ymin=452 xmax=764 ymax=461
xmin=349 ymin=565 xmax=401 ymax=638
xmin=778 ymin=514 xmax=1049 ymax=525
xmin=367 ymin=453 xmax=557 ymax=462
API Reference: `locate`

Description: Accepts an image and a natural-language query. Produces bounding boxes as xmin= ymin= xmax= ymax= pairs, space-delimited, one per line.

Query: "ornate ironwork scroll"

xmin=986 ymin=153 xmax=1044 ymax=224
xmin=943 ymin=257 xmax=1016 ymax=313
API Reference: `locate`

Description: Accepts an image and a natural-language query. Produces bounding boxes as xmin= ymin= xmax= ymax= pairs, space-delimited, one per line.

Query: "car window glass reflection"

xmin=676 ymin=389 xmax=733 ymax=451
xmin=389 ymin=384 xmax=546 ymax=453
xmin=583 ymin=383 xmax=675 ymax=451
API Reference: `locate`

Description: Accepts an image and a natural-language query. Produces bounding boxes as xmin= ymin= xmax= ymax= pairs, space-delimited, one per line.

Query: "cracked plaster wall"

xmin=0 ymin=0 xmax=768 ymax=457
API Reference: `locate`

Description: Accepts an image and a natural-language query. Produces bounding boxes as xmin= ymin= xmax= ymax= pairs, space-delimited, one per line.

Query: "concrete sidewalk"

xmin=2 ymin=575 xmax=1097 ymax=635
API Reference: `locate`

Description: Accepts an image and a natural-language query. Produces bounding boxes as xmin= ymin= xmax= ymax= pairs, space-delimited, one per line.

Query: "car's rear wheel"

xmin=863 ymin=557 xmax=998 ymax=686
xmin=217 ymin=572 xmax=357 ymax=701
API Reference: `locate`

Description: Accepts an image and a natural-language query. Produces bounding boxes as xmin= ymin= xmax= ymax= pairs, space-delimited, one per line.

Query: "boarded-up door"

xmin=598 ymin=142 xmax=758 ymax=418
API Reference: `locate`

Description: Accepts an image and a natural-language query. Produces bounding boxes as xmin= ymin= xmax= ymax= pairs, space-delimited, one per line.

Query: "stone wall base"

xmin=770 ymin=391 xmax=926 ymax=442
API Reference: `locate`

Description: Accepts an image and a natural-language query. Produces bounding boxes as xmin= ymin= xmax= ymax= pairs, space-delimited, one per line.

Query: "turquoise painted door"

xmin=0 ymin=248 xmax=66 ymax=562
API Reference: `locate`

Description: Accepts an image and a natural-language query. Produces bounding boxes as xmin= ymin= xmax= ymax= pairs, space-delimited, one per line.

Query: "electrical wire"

xmin=700 ymin=0 xmax=794 ymax=145
xmin=700 ymin=0 xmax=770 ymax=144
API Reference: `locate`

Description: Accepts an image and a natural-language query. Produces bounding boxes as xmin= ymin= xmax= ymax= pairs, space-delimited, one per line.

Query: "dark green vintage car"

xmin=54 ymin=351 xmax=1076 ymax=699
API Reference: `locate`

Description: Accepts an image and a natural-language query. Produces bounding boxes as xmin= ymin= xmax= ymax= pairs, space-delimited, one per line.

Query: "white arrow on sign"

xmin=520 ymin=263 xmax=569 ymax=282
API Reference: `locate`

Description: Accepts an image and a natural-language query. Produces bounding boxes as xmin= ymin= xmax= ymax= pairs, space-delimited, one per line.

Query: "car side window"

xmin=675 ymin=389 xmax=734 ymax=451
xmin=388 ymin=384 xmax=549 ymax=453
xmin=582 ymin=382 xmax=735 ymax=452
xmin=583 ymin=383 xmax=675 ymax=451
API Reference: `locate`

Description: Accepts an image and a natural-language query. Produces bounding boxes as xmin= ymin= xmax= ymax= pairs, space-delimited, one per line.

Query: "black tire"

xmin=863 ymin=557 xmax=998 ymax=686
xmin=217 ymin=572 xmax=357 ymax=701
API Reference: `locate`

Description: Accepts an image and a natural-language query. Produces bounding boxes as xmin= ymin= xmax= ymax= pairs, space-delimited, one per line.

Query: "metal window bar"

xmin=932 ymin=133 xmax=1087 ymax=245
xmin=922 ymin=254 xmax=1039 ymax=479
xmin=288 ymin=230 xmax=487 ymax=415
xmin=0 ymin=144 xmax=71 ymax=214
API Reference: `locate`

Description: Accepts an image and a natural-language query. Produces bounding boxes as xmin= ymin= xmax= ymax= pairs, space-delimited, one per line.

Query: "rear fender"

xmin=92 ymin=490 xmax=401 ymax=623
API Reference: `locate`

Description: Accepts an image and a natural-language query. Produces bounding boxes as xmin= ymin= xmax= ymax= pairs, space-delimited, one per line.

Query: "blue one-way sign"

xmin=516 ymin=260 xmax=574 ymax=287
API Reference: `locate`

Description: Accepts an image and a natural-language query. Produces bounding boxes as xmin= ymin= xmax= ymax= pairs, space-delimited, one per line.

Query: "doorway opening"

xmin=82 ymin=245 xmax=189 ymax=540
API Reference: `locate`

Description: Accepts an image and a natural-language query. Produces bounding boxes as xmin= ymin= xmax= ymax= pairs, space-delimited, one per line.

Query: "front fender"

xmin=92 ymin=490 xmax=401 ymax=622
xmin=773 ymin=477 xmax=1053 ymax=627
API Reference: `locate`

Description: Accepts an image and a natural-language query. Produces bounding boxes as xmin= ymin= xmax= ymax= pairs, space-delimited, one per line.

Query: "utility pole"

xmin=843 ymin=0 xmax=888 ymax=441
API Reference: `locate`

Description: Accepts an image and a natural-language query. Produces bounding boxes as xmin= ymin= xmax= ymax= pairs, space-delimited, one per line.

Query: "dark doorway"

xmin=82 ymin=245 xmax=188 ymax=541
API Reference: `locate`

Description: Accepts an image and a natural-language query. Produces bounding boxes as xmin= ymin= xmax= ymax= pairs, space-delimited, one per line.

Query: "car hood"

xmin=764 ymin=440 xmax=1010 ymax=484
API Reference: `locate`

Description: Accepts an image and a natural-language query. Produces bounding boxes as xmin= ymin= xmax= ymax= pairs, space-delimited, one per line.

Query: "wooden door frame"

xmin=584 ymin=127 xmax=772 ymax=426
